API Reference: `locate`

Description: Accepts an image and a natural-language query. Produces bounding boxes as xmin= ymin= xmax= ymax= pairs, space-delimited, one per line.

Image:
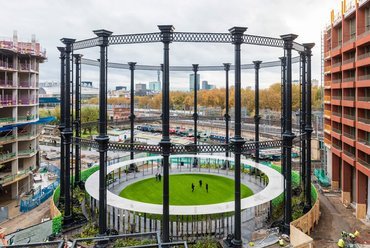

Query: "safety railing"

xmin=332 ymin=78 xmax=342 ymax=83
xmin=343 ymin=76 xmax=355 ymax=82
xmin=358 ymin=157 xmax=370 ymax=169
xmin=0 ymin=152 xmax=16 ymax=162
xmin=18 ymin=149 xmax=36 ymax=157
xmin=0 ymin=117 xmax=15 ymax=124
xmin=358 ymin=117 xmax=370 ymax=124
xmin=0 ymin=135 xmax=16 ymax=143
xmin=343 ymin=57 xmax=355 ymax=64
xmin=332 ymin=127 xmax=342 ymax=134
xmin=358 ymin=96 xmax=370 ymax=101
xmin=343 ymin=95 xmax=355 ymax=101
xmin=343 ymin=114 xmax=355 ymax=120
xmin=18 ymin=115 xmax=36 ymax=121
xmin=0 ymin=80 xmax=15 ymax=87
xmin=0 ymin=166 xmax=34 ymax=184
xmin=358 ymin=74 xmax=370 ymax=81
xmin=332 ymin=143 xmax=342 ymax=150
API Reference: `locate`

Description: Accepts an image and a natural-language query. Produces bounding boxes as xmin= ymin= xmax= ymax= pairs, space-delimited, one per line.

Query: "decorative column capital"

xmin=158 ymin=25 xmax=175 ymax=43
xmin=229 ymin=27 xmax=248 ymax=44
xmin=93 ymin=29 xmax=113 ymax=46
xmin=280 ymin=34 xmax=298 ymax=49
xmin=303 ymin=43 xmax=315 ymax=56
xmin=192 ymin=64 xmax=199 ymax=72
xmin=73 ymin=54 xmax=83 ymax=63
xmin=60 ymin=38 xmax=75 ymax=53
xmin=128 ymin=62 xmax=137 ymax=71
xmin=223 ymin=63 xmax=231 ymax=71
xmin=253 ymin=60 xmax=262 ymax=70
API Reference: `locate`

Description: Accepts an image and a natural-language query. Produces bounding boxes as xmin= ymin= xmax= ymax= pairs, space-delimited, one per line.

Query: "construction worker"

xmin=337 ymin=238 xmax=345 ymax=248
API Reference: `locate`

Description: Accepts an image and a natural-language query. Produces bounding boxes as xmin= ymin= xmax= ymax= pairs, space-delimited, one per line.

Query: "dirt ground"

xmin=1 ymin=198 xmax=51 ymax=235
xmin=311 ymin=191 xmax=370 ymax=247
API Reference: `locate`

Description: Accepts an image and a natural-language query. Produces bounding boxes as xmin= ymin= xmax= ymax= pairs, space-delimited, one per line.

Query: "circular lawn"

xmin=119 ymin=174 xmax=253 ymax=206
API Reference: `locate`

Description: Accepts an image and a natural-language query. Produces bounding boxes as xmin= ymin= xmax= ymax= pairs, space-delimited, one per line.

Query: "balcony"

xmin=324 ymin=80 xmax=331 ymax=88
xmin=357 ymin=157 xmax=370 ymax=170
xmin=358 ymin=118 xmax=370 ymax=134
xmin=18 ymin=97 xmax=37 ymax=105
xmin=0 ymin=166 xmax=34 ymax=186
xmin=0 ymin=117 xmax=15 ymax=124
xmin=342 ymin=113 xmax=356 ymax=126
xmin=0 ymin=98 xmax=17 ymax=107
xmin=18 ymin=115 xmax=36 ymax=122
xmin=356 ymin=28 xmax=370 ymax=46
xmin=324 ymin=137 xmax=331 ymax=145
xmin=324 ymin=110 xmax=331 ymax=117
xmin=332 ymin=95 xmax=341 ymax=105
xmin=358 ymin=96 xmax=370 ymax=101
xmin=324 ymin=66 xmax=331 ymax=74
xmin=331 ymin=142 xmax=342 ymax=154
xmin=0 ymin=135 xmax=16 ymax=144
xmin=18 ymin=63 xmax=37 ymax=72
xmin=332 ymin=79 xmax=342 ymax=89
xmin=342 ymin=132 xmax=356 ymax=146
xmin=342 ymin=149 xmax=356 ymax=165
xmin=0 ymin=80 xmax=15 ymax=88
xmin=324 ymin=124 xmax=331 ymax=133
xmin=324 ymin=51 xmax=331 ymax=59
xmin=342 ymin=57 xmax=356 ymax=70
xmin=342 ymin=95 xmax=355 ymax=107
xmin=357 ymin=137 xmax=370 ymax=154
xmin=342 ymin=38 xmax=356 ymax=52
xmin=19 ymin=81 xmax=35 ymax=88
xmin=0 ymin=61 xmax=15 ymax=71
xmin=358 ymin=75 xmax=370 ymax=87
xmin=18 ymin=132 xmax=38 ymax=141
xmin=332 ymin=127 xmax=342 ymax=134
xmin=18 ymin=149 xmax=36 ymax=158
xmin=357 ymin=96 xmax=370 ymax=109
xmin=324 ymin=95 xmax=331 ymax=102
xmin=0 ymin=152 xmax=16 ymax=163
xmin=331 ymin=62 xmax=342 ymax=73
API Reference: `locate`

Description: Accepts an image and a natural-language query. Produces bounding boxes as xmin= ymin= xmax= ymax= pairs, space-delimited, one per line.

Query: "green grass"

xmin=119 ymin=174 xmax=253 ymax=205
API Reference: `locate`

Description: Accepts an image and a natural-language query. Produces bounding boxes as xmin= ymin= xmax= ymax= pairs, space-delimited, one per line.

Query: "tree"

xmin=81 ymin=106 xmax=99 ymax=137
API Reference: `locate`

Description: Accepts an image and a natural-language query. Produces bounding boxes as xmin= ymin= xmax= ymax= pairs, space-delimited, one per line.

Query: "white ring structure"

xmin=85 ymin=154 xmax=284 ymax=215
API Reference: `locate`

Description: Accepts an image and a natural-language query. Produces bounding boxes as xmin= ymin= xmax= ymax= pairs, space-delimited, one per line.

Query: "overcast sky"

xmin=1 ymin=0 xmax=340 ymax=90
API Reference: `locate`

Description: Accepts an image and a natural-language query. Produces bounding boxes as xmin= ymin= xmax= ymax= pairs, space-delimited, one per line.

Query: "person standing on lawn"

xmin=191 ymin=183 xmax=195 ymax=192
xmin=206 ymin=183 xmax=208 ymax=193
xmin=199 ymin=180 xmax=202 ymax=187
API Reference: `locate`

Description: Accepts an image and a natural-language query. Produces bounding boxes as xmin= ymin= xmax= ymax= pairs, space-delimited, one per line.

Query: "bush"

xmin=113 ymin=238 xmax=156 ymax=247
xmin=190 ymin=237 xmax=221 ymax=248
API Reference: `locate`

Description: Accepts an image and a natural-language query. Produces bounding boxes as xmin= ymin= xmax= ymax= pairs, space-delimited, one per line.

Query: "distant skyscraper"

xmin=202 ymin=80 xmax=208 ymax=90
xmin=189 ymin=74 xmax=200 ymax=91
xmin=201 ymin=80 xmax=216 ymax=90
xmin=149 ymin=81 xmax=161 ymax=92
xmin=116 ymin=86 xmax=127 ymax=91
xmin=135 ymin=83 xmax=147 ymax=96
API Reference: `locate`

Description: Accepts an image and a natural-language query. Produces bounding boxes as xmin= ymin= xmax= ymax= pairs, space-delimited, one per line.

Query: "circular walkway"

xmin=85 ymin=154 xmax=284 ymax=215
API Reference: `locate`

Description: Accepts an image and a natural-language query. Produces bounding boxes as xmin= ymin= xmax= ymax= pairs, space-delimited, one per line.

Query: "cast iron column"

xmin=94 ymin=29 xmax=113 ymax=235
xmin=57 ymin=47 xmax=66 ymax=202
xmin=253 ymin=61 xmax=262 ymax=170
xmin=303 ymin=43 xmax=315 ymax=213
xmin=73 ymin=54 xmax=82 ymax=186
xmin=158 ymin=25 xmax=174 ymax=243
xmin=299 ymin=52 xmax=306 ymax=194
xmin=281 ymin=34 xmax=298 ymax=234
xmin=192 ymin=64 xmax=199 ymax=167
xmin=230 ymin=26 xmax=247 ymax=248
xmin=60 ymin=38 xmax=75 ymax=225
xmin=224 ymin=63 xmax=231 ymax=167
xmin=128 ymin=62 xmax=136 ymax=166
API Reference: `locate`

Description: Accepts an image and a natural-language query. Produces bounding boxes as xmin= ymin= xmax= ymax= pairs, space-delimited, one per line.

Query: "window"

xmin=349 ymin=18 xmax=356 ymax=39
xmin=366 ymin=7 xmax=370 ymax=31
xmin=338 ymin=26 xmax=342 ymax=44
